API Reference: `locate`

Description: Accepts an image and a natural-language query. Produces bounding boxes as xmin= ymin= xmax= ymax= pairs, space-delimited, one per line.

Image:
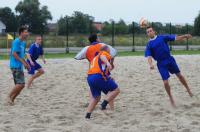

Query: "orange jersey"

xmin=88 ymin=51 xmax=111 ymax=77
xmin=86 ymin=43 xmax=103 ymax=63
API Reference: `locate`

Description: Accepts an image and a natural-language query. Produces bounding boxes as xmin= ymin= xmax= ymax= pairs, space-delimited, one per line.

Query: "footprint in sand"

xmin=190 ymin=121 xmax=199 ymax=125
xmin=191 ymin=103 xmax=200 ymax=108
xmin=150 ymin=111 xmax=163 ymax=116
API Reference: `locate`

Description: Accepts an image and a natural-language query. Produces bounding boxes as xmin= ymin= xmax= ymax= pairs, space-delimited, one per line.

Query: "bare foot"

xmin=27 ymin=82 xmax=34 ymax=89
xmin=189 ymin=92 xmax=194 ymax=97
xmin=171 ymin=102 xmax=176 ymax=108
xmin=6 ymin=97 xmax=14 ymax=106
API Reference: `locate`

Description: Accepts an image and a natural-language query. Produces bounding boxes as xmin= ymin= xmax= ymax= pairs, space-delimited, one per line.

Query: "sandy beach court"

xmin=0 ymin=55 xmax=200 ymax=132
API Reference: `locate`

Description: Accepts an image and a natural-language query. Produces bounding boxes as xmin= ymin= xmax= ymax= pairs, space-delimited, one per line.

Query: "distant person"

xmin=145 ymin=26 xmax=193 ymax=107
xmin=8 ymin=26 xmax=30 ymax=105
xmin=85 ymin=45 xmax=120 ymax=119
xmin=26 ymin=36 xmax=46 ymax=88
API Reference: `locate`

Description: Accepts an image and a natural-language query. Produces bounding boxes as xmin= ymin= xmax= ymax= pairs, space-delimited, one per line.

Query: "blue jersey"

xmin=10 ymin=38 xmax=26 ymax=70
xmin=28 ymin=43 xmax=43 ymax=61
xmin=145 ymin=35 xmax=176 ymax=62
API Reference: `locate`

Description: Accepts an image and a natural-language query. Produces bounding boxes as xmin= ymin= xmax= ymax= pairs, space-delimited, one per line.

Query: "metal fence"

xmin=0 ymin=21 xmax=200 ymax=54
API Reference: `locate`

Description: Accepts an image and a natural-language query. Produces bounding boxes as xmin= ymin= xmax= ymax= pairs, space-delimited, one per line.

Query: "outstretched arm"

xmin=176 ymin=34 xmax=192 ymax=41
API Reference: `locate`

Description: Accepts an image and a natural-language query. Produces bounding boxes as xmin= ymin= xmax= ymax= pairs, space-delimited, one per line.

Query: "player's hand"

xmin=23 ymin=62 xmax=31 ymax=70
xmin=150 ymin=64 xmax=154 ymax=70
xmin=30 ymin=61 xmax=35 ymax=66
xmin=43 ymin=59 xmax=46 ymax=64
xmin=107 ymin=62 xmax=113 ymax=71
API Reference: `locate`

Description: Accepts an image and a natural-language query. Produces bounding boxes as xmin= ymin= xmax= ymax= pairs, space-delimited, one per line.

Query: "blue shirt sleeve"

xmin=145 ymin=43 xmax=152 ymax=57
xmin=28 ymin=44 xmax=34 ymax=55
xmin=163 ymin=35 xmax=176 ymax=42
xmin=12 ymin=40 xmax=20 ymax=53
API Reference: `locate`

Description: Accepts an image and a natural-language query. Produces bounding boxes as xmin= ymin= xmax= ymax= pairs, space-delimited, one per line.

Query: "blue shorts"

xmin=157 ymin=57 xmax=180 ymax=80
xmin=87 ymin=74 xmax=118 ymax=98
xmin=27 ymin=60 xmax=42 ymax=75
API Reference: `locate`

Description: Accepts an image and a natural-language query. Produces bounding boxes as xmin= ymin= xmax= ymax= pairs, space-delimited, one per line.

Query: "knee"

xmin=40 ymin=70 xmax=45 ymax=75
xmin=176 ymin=73 xmax=183 ymax=79
xmin=115 ymin=88 xmax=120 ymax=94
xmin=96 ymin=96 xmax=101 ymax=102
xmin=163 ymin=81 xmax=169 ymax=87
xmin=21 ymin=84 xmax=25 ymax=88
xmin=18 ymin=84 xmax=25 ymax=89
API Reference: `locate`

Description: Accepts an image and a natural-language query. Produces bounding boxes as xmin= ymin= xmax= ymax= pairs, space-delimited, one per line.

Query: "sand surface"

xmin=0 ymin=55 xmax=200 ymax=132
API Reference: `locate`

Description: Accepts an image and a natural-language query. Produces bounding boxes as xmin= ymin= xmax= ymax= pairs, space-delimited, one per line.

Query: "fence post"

xmin=112 ymin=21 xmax=115 ymax=47
xmin=65 ymin=18 xmax=69 ymax=54
xmin=186 ymin=24 xmax=189 ymax=51
xmin=169 ymin=22 xmax=172 ymax=51
xmin=13 ymin=32 xmax=16 ymax=40
xmin=132 ymin=22 xmax=135 ymax=52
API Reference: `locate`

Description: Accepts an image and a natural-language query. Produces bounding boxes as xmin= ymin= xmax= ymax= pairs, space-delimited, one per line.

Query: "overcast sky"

xmin=1 ymin=0 xmax=200 ymax=24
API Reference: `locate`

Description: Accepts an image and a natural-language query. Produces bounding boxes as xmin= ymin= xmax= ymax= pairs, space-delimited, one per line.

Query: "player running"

xmin=26 ymin=36 xmax=46 ymax=88
xmin=8 ymin=26 xmax=30 ymax=105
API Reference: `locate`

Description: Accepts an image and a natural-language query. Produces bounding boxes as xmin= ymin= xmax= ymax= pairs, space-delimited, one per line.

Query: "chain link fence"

xmin=0 ymin=21 xmax=200 ymax=54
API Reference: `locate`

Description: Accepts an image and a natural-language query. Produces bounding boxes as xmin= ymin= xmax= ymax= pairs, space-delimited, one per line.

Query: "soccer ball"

xmin=139 ymin=18 xmax=149 ymax=28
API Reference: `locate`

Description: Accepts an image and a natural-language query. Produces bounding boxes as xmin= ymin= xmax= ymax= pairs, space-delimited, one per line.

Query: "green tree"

xmin=102 ymin=21 xmax=112 ymax=35
xmin=0 ymin=7 xmax=18 ymax=32
xmin=58 ymin=11 xmax=94 ymax=35
xmin=194 ymin=12 xmax=200 ymax=36
xmin=115 ymin=19 xmax=129 ymax=34
xmin=15 ymin=0 xmax=52 ymax=34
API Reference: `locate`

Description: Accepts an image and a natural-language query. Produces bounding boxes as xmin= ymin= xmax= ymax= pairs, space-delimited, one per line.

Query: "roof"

xmin=0 ymin=21 xmax=6 ymax=28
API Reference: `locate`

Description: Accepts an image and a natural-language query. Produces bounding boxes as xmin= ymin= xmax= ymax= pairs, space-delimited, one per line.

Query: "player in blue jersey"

xmin=145 ymin=26 xmax=193 ymax=107
xmin=8 ymin=27 xmax=30 ymax=105
xmin=26 ymin=36 xmax=46 ymax=88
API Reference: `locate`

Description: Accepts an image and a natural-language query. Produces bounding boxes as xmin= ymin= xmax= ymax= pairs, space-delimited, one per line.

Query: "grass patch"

xmin=0 ymin=50 xmax=200 ymax=60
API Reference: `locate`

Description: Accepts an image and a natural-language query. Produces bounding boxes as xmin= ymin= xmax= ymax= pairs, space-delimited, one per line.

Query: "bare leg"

xmin=8 ymin=84 xmax=25 ymax=105
xmin=101 ymin=88 xmax=120 ymax=110
xmin=105 ymin=88 xmax=120 ymax=102
xmin=109 ymin=100 xmax=114 ymax=110
xmin=163 ymin=80 xmax=176 ymax=107
xmin=27 ymin=69 xmax=44 ymax=88
xmin=86 ymin=96 xmax=101 ymax=113
xmin=176 ymin=73 xmax=193 ymax=97
xmin=89 ymin=91 xmax=114 ymax=110
xmin=85 ymin=96 xmax=101 ymax=119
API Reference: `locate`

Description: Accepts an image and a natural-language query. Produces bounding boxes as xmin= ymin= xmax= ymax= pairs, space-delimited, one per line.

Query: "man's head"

xmin=35 ymin=36 xmax=42 ymax=45
xmin=100 ymin=45 xmax=110 ymax=54
xmin=88 ymin=34 xmax=100 ymax=44
xmin=146 ymin=26 xmax=156 ymax=39
xmin=18 ymin=26 xmax=29 ymax=40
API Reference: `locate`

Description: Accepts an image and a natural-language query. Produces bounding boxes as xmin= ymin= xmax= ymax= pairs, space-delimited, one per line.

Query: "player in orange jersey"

xmin=85 ymin=45 xmax=120 ymax=119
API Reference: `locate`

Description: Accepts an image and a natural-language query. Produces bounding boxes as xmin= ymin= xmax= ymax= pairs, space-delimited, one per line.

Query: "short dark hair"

xmin=88 ymin=34 xmax=98 ymax=43
xmin=18 ymin=26 xmax=28 ymax=35
xmin=146 ymin=26 xmax=153 ymax=29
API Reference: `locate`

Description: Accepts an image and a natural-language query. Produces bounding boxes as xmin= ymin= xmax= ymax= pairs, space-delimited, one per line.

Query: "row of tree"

xmin=0 ymin=0 xmax=200 ymax=35
xmin=0 ymin=0 xmax=52 ymax=34
xmin=57 ymin=14 xmax=195 ymax=36
xmin=57 ymin=12 xmax=199 ymax=35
